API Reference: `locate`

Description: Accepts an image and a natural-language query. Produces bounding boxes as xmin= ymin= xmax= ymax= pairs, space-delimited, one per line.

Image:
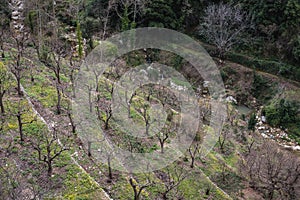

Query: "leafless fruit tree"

xmin=129 ymin=173 xmax=154 ymax=200
xmin=241 ymin=141 xmax=300 ymax=200
xmin=160 ymin=165 xmax=189 ymax=199
xmin=30 ymin=127 xmax=69 ymax=177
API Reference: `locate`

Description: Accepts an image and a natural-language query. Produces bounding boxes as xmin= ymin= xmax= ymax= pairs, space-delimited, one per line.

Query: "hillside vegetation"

xmin=0 ymin=0 xmax=299 ymax=200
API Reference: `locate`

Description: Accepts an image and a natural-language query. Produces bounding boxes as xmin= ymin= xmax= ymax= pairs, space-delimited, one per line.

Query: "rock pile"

xmin=256 ymin=115 xmax=300 ymax=151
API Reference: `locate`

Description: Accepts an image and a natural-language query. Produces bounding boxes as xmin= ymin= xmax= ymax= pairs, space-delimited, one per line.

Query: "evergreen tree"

xmin=143 ymin=0 xmax=178 ymax=29
xmin=248 ymin=113 xmax=257 ymax=131
xmin=238 ymin=0 xmax=300 ymax=63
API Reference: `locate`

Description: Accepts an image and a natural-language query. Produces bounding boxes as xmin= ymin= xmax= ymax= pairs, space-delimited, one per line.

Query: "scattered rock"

xmin=261 ymin=116 xmax=266 ymax=123
xmin=225 ymin=96 xmax=237 ymax=104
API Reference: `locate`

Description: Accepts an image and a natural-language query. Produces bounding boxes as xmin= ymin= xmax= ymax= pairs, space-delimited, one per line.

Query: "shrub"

xmin=248 ymin=113 xmax=257 ymax=131
xmin=251 ymin=72 xmax=276 ymax=103
xmin=264 ymin=99 xmax=299 ymax=129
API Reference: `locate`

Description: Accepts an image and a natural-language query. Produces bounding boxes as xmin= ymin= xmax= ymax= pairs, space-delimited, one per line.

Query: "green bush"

xmin=264 ymin=99 xmax=299 ymax=130
xmin=248 ymin=113 xmax=257 ymax=131
xmin=171 ymin=55 xmax=183 ymax=70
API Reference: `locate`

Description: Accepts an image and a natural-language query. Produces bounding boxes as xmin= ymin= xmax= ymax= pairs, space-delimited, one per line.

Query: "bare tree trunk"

xmin=130 ymin=178 xmax=139 ymax=200
xmin=87 ymin=141 xmax=92 ymax=157
xmin=267 ymin=189 xmax=274 ymax=200
xmin=31 ymin=128 xmax=68 ymax=178
xmin=190 ymin=156 xmax=195 ymax=168
xmin=16 ymin=75 xmax=22 ymax=96
xmin=17 ymin=113 xmax=23 ymax=142
xmin=218 ymin=136 xmax=225 ymax=153
xmin=162 ymin=193 xmax=168 ymax=200
xmin=68 ymin=112 xmax=76 ymax=134
xmin=129 ymin=175 xmax=152 ymax=200
xmin=145 ymin=123 xmax=150 ymax=135
xmin=88 ymin=89 xmax=92 ymax=113
xmin=108 ymin=156 xmax=112 ymax=181
xmin=0 ymin=92 xmax=5 ymax=113
xmin=134 ymin=190 xmax=138 ymax=200
xmin=47 ymin=161 xmax=53 ymax=177
xmin=105 ymin=116 xmax=111 ymax=129
xmin=56 ymin=82 xmax=61 ymax=114
xmin=125 ymin=90 xmax=135 ymax=118
xmin=70 ymin=73 xmax=76 ymax=98
xmin=160 ymin=141 xmax=164 ymax=153
xmin=10 ymin=0 xmax=26 ymax=97
xmin=104 ymin=102 xmax=112 ymax=130
xmin=188 ymin=143 xmax=199 ymax=168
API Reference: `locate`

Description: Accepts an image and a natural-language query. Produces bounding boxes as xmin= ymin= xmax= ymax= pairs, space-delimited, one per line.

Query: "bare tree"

xmin=218 ymin=125 xmax=230 ymax=153
xmin=199 ymin=3 xmax=252 ymax=59
xmin=241 ymin=141 xmax=300 ymax=200
xmin=129 ymin=173 xmax=154 ymax=200
xmin=0 ymin=147 xmax=53 ymax=199
xmin=89 ymin=138 xmax=114 ymax=182
xmin=9 ymin=0 xmax=29 ymax=96
xmin=137 ymin=102 xmax=151 ymax=135
xmin=96 ymin=79 xmax=114 ymax=129
xmin=188 ymin=142 xmax=200 ymax=168
xmin=30 ymin=127 xmax=69 ymax=177
xmin=15 ymin=101 xmax=34 ymax=142
xmin=245 ymin=135 xmax=256 ymax=154
xmin=101 ymin=0 xmax=114 ymax=40
xmin=154 ymin=120 xmax=176 ymax=153
xmin=39 ymin=0 xmax=70 ymax=115
xmin=97 ymin=98 xmax=113 ymax=130
xmin=156 ymin=129 xmax=169 ymax=154
xmin=67 ymin=54 xmax=81 ymax=98
xmin=125 ymin=89 xmax=136 ymax=118
xmin=42 ymin=41 xmax=67 ymax=115
xmin=8 ymin=98 xmax=35 ymax=142
xmin=227 ymin=104 xmax=238 ymax=126
xmin=93 ymin=68 xmax=102 ymax=99
xmin=112 ymin=0 xmax=147 ymax=30
xmin=198 ymin=98 xmax=211 ymax=123
xmin=94 ymin=143 xmax=114 ymax=182
xmin=66 ymin=100 xmax=76 ymax=134
xmin=0 ymin=63 xmax=12 ymax=114
xmin=9 ymin=36 xmax=27 ymax=97
xmin=160 ymin=165 xmax=188 ymax=199
xmin=106 ymin=152 xmax=113 ymax=181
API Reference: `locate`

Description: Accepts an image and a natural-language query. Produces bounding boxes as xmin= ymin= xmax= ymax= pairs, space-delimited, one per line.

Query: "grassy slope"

xmin=17 ymin=54 xmax=232 ymax=199
xmin=3 ymin=43 xmax=300 ymax=199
